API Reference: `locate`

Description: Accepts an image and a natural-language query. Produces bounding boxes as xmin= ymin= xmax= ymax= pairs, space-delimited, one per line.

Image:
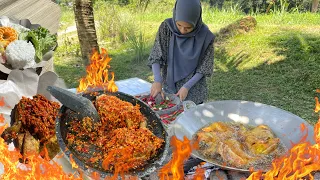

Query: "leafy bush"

xmin=94 ymin=1 xmax=148 ymax=62
xmin=206 ymin=0 xmax=315 ymax=13
xmin=127 ymin=31 xmax=148 ymax=62
xmin=94 ymin=2 xmax=134 ymax=42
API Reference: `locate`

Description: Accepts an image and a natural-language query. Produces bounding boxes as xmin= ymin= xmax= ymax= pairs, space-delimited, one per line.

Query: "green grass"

xmin=54 ymin=3 xmax=320 ymax=125
xmin=58 ymin=6 xmax=75 ymax=31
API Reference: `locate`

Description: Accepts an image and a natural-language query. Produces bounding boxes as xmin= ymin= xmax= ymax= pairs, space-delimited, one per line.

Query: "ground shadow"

xmin=209 ymin=30 xmax=320 ymax=124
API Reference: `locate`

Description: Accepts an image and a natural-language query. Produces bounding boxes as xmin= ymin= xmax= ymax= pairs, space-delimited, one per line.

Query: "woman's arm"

xmin=182 ymin=73 xmax=203 ymax=90
xmin=182 ymin=40 xmax=214 ymax=90
xmin=152 ymin=63 xmax=162 ymax=83
xmin=149 ymin=22 xmax=171 ymax=97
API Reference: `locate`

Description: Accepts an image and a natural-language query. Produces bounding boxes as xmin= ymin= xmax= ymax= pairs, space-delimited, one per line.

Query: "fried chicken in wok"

xmin=196 ymin=122 xmax=286 ymax=169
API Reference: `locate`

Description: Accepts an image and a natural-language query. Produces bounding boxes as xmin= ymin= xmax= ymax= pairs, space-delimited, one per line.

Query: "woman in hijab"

xmin=148 ymin=0 xmax=215 ymax=104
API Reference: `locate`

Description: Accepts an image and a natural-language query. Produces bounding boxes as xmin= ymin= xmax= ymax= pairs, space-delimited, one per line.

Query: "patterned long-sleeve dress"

xmin=148 ymin=22 xmax=215 ymax=104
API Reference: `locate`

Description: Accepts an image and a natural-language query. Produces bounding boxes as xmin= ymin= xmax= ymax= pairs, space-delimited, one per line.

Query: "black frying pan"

xmin=55 ymin=90 xmax=169 ymax=178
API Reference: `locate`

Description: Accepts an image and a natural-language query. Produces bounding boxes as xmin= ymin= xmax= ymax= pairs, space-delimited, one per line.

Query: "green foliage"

xmin=54 ymin=0 xmax=73 ymax=7
xmin=208 ymin=0 xmax=314 ymax=13
xmin=94 ymin=2 xmax=148 ymax=62
xmin=94 ymin=2 xmax=134 ymax=42
xmin=21 ymin=27 xmax=57 ymax=62
xmin=127 ymin=31 xmax=148 ymax=62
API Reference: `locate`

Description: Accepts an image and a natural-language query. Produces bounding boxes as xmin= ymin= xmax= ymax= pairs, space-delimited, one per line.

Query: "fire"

xmin=0 ymin=97 xmax=4 ymax=123
xmin=0 ymin=114 xmax=4 ymax=123
xmin=247 ymin=90 xmax=320 ymax=180
xmin=0 ymin=97 xmax=4 ymax=107
xmin=77 ymin=48 xmax=118 ymax=93
xmin=102 ymin=148 xmax=131 ymax=180
xmin=315 ymin=98 xmax=320 ymax=114
xmin=193 ymin=165 xmax=206 ymax=180
xmin=0 ymin=97 xmax=81 ymax=179
xmin=69 ymin=154 xmax=79 ymax=169
xmin=159 ymin=136 xmax=198 ymax=180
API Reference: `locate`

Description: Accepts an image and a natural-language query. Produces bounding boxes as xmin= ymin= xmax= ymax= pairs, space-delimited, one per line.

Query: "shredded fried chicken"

xmin=66 ymin=94 xmax=164 ymax=172
xmin=16 ymin=94 xmax=60 ymax=142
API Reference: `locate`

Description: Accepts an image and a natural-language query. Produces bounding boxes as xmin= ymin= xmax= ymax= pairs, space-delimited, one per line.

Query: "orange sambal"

xmin=66 ymin=94 xmax=164 ymax=172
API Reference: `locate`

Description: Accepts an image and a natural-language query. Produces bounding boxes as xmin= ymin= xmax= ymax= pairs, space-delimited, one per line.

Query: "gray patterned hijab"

xmin=164 ymin=0 xmax=214 ymax=92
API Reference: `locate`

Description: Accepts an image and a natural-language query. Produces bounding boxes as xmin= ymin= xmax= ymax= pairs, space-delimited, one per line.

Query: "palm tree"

xmin=312 ymin=0 xmax=319 ymax=12
xmin=73 ymin=0 xmax=99 ymax=65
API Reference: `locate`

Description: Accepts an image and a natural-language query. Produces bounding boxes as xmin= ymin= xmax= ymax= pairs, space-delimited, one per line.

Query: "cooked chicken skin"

xmin=197 ymin=122 xmax=281 ymax=168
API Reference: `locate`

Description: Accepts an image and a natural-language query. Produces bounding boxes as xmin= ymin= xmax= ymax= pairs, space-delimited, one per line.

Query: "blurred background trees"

xmin=56 ymin=0 xmax=318 ymax=13
xmin=204 ymin=0 xmax=318 ymax=13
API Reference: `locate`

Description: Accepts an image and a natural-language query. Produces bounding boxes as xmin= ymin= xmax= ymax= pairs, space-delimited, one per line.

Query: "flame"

xmin=315 ymin=97 xmax=320 ymax=113
xmin=0 ymin=97 xmax=4 ymax=107
xmin=77 ymin=48 xmax=118 ymax=93
xmin=0 ymin=129 xmax=81 ymax=179
xmin=193 ymin=165 xmax=206 ymax=180
xmin=69 ymin=154 xmax=79 ymax=169
xmin=159 ymin=136 xmax=199 ymax=180
xmin=0 ymin=97 xmax=81 ymax=179
xmin=247 ymin=90 xmax=320 ymax=180
xmin=0 ymin=97 xmax=4 ymax=123
xmin=0 ymin=114 xmax=4 ymax=123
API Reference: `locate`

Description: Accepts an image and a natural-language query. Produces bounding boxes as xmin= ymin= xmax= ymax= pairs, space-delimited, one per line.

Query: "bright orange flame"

xmin=0 ymin=114 xmax=4 ymax=123
xmin=315 ymin=97 xmax=320 ymax=113
xmin=159 ymin=136 xmax=198 ymax=180
xmin=0 ymin=97 xmax=81 ymax=179
xmin=0 ymin=97 xmax=4 ymax=123
xmin=101 ymin=147 xmax=139 ymax=180
xmin=0 ymin=128 xmax=81 ymax=179
xmin=193 ymin=165 xmax=206 ymax=180
xmin=77 ymin=48 xmax=118 ymax=93
xmin=0 ymin=97 xmax=4 ymax=107
xmin=247 ymin=90 xmax=320 ymax=180
xmin=69 ymin=154 xmax=79 ymax=169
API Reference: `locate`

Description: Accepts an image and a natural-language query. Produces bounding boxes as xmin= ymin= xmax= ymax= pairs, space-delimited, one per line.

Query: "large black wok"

xmin=172 ymin=100 xmax=315 ymax=172
xmin=55 ymin=90 xmax=169 ymax=178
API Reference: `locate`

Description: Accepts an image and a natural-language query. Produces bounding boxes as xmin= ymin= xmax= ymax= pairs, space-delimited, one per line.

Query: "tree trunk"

xmin=312 ymin=0 xmax=319 ymax=12
xmin=73 ymin=0 xmax=99 ymax=65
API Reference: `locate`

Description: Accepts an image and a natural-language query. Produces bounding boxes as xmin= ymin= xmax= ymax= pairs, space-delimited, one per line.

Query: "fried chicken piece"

xmin=23 ymin=131 xmax=40 ymax=157
xmin=1 ymin=121 xmax=22 ymax=141
xmin=102 ymin=127 xmax=164 ymax=171
xmin=202 ymin=122 xmax=232 ymax=132
xmin=203 ymin=122 xmax=234 ymax=139
xmin=218 ymin=139 xmax=255 ymax=167
xmin=245 ymin=125 xmax=280 ymax=155
xmin=17 ymin=133 xmax=25 ymax=151
xmin=15 ymin=95 xmax=60 ymax=142
xmin=40 ymin=135 xmax=60 ymax=159
xmin=140 ymin=120 xmax=147 ymax=128
xmin=197 ymin=131 xmax=220 ymax=156
xmin=197 ymin=122 xmax=237 ymax=158
xmin=95 ymin=94 xmax=145 ymax=130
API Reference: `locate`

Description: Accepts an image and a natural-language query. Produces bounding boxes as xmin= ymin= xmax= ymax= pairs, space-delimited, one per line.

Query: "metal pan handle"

xmin=182 ymin=100 xmax=197 ymax=111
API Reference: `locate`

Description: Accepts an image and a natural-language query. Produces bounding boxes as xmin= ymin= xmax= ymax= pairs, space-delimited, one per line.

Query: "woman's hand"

xmin=150 ymin=82 xmax=163 ymax=98
xmin=176 ymin=87 xmax=189 ymax=101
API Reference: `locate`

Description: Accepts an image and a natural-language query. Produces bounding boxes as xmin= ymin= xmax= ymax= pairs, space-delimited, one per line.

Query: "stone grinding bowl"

xmin=55 ymin=90 xmax=170 ymax=179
